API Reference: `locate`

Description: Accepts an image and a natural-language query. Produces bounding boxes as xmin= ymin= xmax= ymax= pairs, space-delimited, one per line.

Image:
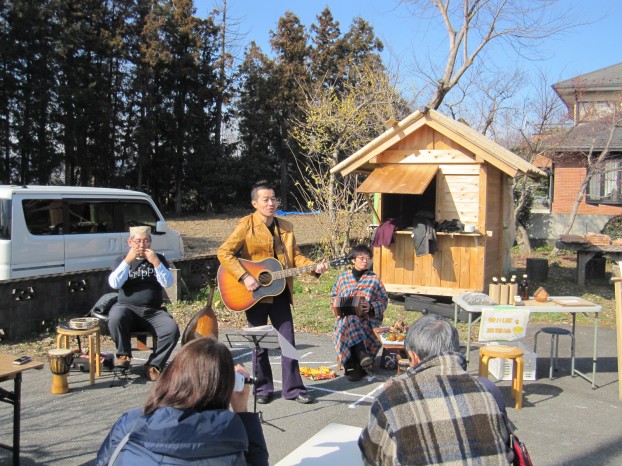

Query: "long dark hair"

xmin=143 ymin=337 xmax=235 ymax=414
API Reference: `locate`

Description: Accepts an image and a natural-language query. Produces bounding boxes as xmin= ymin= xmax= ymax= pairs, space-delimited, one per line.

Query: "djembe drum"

xmin=48 ymin=348 xmax=74 ymax=394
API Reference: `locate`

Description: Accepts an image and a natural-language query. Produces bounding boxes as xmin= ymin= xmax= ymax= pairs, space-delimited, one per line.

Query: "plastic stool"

xmin=534 ymin=327 xmax=575 ymax=379
xmin=479 ymin=345 xmax=524 ymax=409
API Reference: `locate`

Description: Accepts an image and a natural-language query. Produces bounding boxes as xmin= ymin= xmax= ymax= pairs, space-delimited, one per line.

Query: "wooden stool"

xmin=479 ymin=345 xmax=524 ymax=409
xmin=56 ymin=325 xmax=101 ymax=385
xmin=396 ymin=355 xmax=410 ymax=374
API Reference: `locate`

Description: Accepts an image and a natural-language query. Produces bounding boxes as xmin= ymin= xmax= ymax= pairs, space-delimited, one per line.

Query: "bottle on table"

xmin=499 ymin=277 xmax=509 ymax=305
xmin=509 ymin=275 xmax=518 ymax=304
xmin=489 ymin=276 xmax=500 ymax=304
xmin=519 ymin=274 xmax=529 ymax=300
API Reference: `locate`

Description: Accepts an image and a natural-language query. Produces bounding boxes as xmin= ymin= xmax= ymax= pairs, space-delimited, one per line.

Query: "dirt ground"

xmin=167 ymin=212 xmax=357 ymax=257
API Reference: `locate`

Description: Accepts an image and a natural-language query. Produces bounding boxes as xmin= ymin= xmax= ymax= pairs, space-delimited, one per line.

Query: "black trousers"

xmin=108 ymin=303 xmax=180 ymax=369
xmin=245 ymin=293 xmax=307 ymax=399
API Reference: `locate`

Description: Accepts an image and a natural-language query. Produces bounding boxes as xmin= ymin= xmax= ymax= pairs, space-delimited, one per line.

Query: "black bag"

xmin=89 ymin=292 xmax=118 ymax=335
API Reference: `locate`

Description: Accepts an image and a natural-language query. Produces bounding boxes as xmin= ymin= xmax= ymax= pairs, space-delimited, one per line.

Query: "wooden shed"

xmin=331 ymin=108 xmax=545 ymax=297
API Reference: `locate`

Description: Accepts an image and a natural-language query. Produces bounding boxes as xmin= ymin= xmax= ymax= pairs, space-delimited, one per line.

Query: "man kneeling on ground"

xmin=359 ymin=314 xmax=513 ymax=465
xmin=108 ymin=226 xmax=180 ymax=382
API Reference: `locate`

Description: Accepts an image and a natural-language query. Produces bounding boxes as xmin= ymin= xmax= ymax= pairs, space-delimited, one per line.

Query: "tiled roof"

xmin=553 ymin=62 xmax=622 ymax=91
xmin=541 ymin=119 xmax=622 ymax=152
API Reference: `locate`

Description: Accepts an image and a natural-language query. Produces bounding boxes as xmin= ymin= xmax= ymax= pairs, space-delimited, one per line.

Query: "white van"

xmin=0 ymin=185 xmax=185 ymax=280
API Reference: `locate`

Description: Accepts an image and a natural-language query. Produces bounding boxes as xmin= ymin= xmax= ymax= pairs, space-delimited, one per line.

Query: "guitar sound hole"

xmin=257 ymin=271 xmax=272 ymax=286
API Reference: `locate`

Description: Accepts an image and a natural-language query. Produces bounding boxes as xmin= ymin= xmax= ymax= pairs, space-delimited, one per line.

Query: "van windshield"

xmin=0 ymin=199 xmax=10 ymax=239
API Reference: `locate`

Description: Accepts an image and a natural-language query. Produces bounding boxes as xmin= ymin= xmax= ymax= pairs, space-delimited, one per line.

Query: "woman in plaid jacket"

xmin=332 ymin=244 xmax=388 ymax=381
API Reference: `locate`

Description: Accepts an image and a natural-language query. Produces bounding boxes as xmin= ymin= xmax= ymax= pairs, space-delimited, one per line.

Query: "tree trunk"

xmin=561 ymin=172 xmax=591 ymax=236
xmin=515 ymin=223 xmax=532 ymax=255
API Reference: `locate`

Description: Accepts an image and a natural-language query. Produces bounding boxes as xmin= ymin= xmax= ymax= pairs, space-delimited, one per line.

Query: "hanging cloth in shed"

xmin=411 ymin=211 xmax=437 ymax=256
xmin=373 ymin=218 xmax=399 ymax=247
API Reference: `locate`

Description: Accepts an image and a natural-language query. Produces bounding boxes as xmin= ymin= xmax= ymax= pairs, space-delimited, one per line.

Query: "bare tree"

xmin=556 ymin=106 xmax=621 ymax=235
xmin=507 ymin=71 xmax=567 ymax=251
xmin=401 ymin=0 xmax=580 ymax=110
xmin=441 ymin=61 xmax=527 ymax=137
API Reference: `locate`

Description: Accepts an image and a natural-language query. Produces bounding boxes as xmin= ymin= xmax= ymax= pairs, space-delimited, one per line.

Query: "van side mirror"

xmin=154 ymin=220 xmax=168 ymax=235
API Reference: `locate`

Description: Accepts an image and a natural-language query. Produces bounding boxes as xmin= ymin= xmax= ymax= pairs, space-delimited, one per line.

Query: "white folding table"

xmin=452 ymin=295 xmax=602 ymax=388
xmin=275 ymin=423 xmax=363 ymax=466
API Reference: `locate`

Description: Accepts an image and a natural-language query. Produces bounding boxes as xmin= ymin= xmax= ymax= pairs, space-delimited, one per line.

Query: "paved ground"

xmin=1 ymin=322 xmax=621 ymax=465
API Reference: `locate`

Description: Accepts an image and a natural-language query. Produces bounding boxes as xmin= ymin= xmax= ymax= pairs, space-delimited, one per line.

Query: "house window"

xmin=586 ymin=158 xmax=622 ymax=205
xmin=577 ymin=101 xmax=618 ymax=121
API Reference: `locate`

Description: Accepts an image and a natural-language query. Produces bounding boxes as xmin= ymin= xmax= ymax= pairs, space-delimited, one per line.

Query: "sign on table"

xmin=477 ymin=308 xmax=530 ymax=342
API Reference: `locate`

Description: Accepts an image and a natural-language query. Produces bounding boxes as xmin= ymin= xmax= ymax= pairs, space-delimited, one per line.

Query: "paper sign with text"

xmin=478 ymin=308 xmax=530 ymax=342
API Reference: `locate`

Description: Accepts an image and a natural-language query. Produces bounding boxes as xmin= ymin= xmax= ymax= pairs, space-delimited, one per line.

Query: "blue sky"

xmin=193 ymin=1 xmax=621 ymax=92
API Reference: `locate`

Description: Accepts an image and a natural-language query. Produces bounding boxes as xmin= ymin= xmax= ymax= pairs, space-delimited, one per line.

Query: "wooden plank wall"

xmin=371 ymin=126 xmax=491 ymax=295
xmin=436 ymin=165 xmax=479 ymax=224
xmin=484 ymin=167 xmax=504 ymax=283
xmin=375 ymin=233 xmax=483 ymax=293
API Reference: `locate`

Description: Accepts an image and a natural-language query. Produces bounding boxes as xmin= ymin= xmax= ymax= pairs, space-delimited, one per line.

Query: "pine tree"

xmin=268 ymin=11 xmax=310 ymax=209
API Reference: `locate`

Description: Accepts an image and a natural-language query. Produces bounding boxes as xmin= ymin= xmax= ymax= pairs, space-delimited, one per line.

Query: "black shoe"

xmin=347 ymin=365 xmax=365 ymax=382
xmin=256 ymin=394 xmax=273 ymax=404
xmin=358 ymin=353 xmax=373 ymax=369
xmin=352 ymin=343 xmax=373 ymax=369
xmin=294 ymin=393 xmax=313 ymax=404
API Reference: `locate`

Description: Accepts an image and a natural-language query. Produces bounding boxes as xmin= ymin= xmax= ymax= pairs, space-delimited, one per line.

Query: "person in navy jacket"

xmin=95 ymin=338 xmax=269 ymax=466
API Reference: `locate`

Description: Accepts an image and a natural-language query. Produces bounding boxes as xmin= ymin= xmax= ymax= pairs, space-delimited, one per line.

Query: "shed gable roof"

xmin=331 ymin=109 xmax=545 ymax=178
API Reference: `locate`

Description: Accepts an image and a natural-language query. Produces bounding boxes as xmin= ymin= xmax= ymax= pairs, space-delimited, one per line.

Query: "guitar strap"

xmin=273 ymin=218 xmax=291 ymax=268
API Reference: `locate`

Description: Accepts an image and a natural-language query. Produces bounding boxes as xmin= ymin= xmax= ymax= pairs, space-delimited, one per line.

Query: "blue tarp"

xmin=276 ymin=210 xmax=320 ymax=216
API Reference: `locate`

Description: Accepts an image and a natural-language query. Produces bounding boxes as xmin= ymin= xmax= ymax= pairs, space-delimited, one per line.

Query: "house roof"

xmin=331 ymin=108 xmax=546 ymax=178
xmin=541 ymin=118 xmax=622 ymax=153
xmin=553 ymin=62 xmax=622 ymax=111
xmin=553 ymin=62 xmax=622 ymax=92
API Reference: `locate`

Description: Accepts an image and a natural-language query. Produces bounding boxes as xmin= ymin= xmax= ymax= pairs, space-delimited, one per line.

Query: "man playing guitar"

xmin=217 ymin=181 xmax=327 ymax=405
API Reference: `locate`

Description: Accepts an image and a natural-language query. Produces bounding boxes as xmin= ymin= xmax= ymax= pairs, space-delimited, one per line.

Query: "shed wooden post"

xmin=613 ymin=275 xmax=622 ymax=401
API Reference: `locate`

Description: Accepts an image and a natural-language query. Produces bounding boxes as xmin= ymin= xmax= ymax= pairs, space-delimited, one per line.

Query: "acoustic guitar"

xmin=217 ymin=255 xmax=351 ymax=312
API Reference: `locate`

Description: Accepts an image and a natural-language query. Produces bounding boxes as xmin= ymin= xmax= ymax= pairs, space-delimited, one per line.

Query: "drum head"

xmin=69 ymin=317 xmax=100 ymax=329
xmin=48 ymin=348 xmax=73 ymax=357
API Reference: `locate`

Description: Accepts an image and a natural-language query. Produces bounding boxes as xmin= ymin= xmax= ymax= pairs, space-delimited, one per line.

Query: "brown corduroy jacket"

xmin=216 ymin=212 xmax=315 ymax=304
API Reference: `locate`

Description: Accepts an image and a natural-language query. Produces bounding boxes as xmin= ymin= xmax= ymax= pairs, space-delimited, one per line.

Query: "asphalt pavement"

xmin=1 ymin=322 xmax=621 ymax=465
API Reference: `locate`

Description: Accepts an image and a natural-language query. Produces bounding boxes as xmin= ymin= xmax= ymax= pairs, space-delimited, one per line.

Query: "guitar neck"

xmin=272 ymin=263 xmax=320 ymax=280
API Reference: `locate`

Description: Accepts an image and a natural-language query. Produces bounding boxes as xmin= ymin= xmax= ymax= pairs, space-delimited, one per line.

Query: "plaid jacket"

xmin=359 ymin=353 xmax=512 ymax=466
xmin=331 ymin=269 xmax=388 ymax=362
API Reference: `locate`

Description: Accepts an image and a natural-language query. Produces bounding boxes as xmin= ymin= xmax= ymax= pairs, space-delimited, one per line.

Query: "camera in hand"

xmin=234 ymin=371 xmax=256 ymax=392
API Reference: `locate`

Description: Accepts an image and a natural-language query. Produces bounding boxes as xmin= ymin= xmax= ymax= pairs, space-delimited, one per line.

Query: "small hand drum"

xmin=48 ymin=348 xmax=74 ymax=395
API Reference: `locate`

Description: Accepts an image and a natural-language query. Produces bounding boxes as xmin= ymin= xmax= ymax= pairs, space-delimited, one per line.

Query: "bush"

xmin=602 ymin=215 xmax=622 ymax=239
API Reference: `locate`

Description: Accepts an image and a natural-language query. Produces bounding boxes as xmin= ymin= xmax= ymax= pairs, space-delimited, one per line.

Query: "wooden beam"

xmin=376 ymin=149 xmax=475 ymax=165
xmin=363 ymin=193 xmax=381 ymax=224
xmin=612 ymin=275 xmax=622 ymax=401
xmin=383 ymin=284 xmax=480 ymax=297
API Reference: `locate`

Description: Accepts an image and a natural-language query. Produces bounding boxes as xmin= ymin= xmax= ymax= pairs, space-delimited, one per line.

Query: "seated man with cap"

xmin=108 ymin=226 xmax=180 ymax=381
